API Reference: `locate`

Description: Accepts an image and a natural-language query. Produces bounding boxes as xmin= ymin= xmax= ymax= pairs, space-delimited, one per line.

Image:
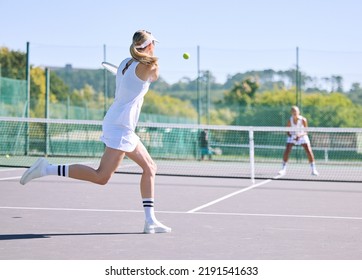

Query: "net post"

xmin=0 ymin=64 xmax=2 ymax=111
xmin=249 ymin=128 xmax=255 ymax=184
xmin=25 ymin=42 xmax=30 ymax=155
xmin=45 ymin=68 xmax=50 ymax=156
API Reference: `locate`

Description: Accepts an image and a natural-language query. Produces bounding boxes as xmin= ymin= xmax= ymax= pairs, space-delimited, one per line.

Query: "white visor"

xmin=134 ymin=33 xmax=159 ymax=49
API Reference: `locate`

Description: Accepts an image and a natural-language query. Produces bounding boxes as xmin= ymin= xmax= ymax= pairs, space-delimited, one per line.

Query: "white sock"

xmin=45 ymin=164 xmax=69 ymax=177
xmin=282 ymin=161 xmax=287 ymax=170
xmin=143 ymin=198 xmax=157 ymax=223
xmin=310 ymin=162 xmax=316 ymax=170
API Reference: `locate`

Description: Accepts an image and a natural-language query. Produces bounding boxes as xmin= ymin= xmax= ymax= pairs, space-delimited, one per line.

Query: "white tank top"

xmin=290 ymin=115 xmax=305 ymax=136
xmin=103 ymin=58 xmax=151 ymax=131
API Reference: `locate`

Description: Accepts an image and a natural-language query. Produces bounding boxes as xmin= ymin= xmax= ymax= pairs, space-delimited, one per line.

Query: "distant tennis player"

xmin=20 ymin=30 xmax=171 ymax=234
xmin=199 ymin=129 xmax=212 ymax=160
xmin=278 ymin=106 xmax=319 ymax=176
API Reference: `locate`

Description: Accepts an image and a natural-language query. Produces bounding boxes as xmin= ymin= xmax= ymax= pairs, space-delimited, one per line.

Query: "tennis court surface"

xmin=1 ymin=167 xmax=362 ymax=260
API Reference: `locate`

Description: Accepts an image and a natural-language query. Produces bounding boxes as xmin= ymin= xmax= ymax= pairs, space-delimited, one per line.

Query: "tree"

xmin=348 ymin=83 xmax=362 ymax=105
xmin=150 ymin=76 xmax=170 ymax=92
xmin=223 ymin=77 xmax=259 ymax=106
xmin=331 ymin=75 xmax=343 ymax=92
xmin=208 ymin=108 xmax=236 ymax=125
xmin=49 ymin=71 xmax=71 ymax=101
xmin=302 ymin=92 xmax=359 ymax=127
xmin=142 ymin=90 xmax=197 ymax=119
xmin=71 ymin=84 xmax=100 ymax=107
xmin=0 ymin=47 xmax=26 ymax=79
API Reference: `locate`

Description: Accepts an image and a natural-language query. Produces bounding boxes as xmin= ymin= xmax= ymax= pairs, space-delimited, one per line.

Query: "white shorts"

xmin=287 ymin=135 xmax=310 ymax=146
xmin=100 ymin=123 xmax=140 ymax=152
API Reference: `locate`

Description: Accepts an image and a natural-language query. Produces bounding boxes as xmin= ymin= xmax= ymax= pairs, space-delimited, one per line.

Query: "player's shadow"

xmin=0 ymin=232 xmax=144 ymax=241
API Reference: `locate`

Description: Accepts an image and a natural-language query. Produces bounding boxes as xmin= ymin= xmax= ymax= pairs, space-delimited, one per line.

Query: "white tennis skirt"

xmin=286 ymin=135 xmax=310 ymax=145
xmin=100 ymin=123 xmax=140 ymax=152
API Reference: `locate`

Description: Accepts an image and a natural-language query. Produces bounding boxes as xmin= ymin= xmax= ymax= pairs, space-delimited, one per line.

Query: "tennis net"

xmin=1 ymin=117 xmax=361 ymax=183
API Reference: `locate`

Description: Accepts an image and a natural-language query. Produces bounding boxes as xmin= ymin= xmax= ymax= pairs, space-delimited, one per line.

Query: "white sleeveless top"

xmin=290 ymin=116 xmax=305 ymax=136
xmin=100 ymin=58 xmax=151 ymax=152
xmin=287 ymin=115 xmax=310 ymax=145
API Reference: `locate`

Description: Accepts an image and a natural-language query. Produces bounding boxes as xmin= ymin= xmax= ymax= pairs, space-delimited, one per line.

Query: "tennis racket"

xmin=101 ymin=62 xmax=118 ymax=75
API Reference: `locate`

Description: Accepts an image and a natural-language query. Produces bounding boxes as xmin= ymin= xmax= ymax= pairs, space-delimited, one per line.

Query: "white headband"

xmin=134 ymin=33 xmax=159 ymax=49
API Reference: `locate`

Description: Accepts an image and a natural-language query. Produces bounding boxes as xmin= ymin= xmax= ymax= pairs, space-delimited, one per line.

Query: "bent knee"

xmin=95 ymin=173 xmax=112 ymax=186
xmin=143 ymin=161 xmax=157 ymax=176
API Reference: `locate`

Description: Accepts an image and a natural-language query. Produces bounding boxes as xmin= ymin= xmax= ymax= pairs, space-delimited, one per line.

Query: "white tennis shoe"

xmin=144 ymin=221 xmax=171 ymax=234
xmin=20 ymin=158 xmax=49 ymax=185
xmin=311 ymin=169 xmax=319 ymax=176
xmin=278 ymin=169 xmax=286 ymax=176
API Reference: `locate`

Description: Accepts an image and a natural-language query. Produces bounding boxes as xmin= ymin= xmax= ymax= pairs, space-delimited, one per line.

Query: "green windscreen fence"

xmin=0 ymin=77 xmax=27 ymax=117
xmin=0 ymin=77 xmax=196 ymax=123
xmin=1 ymin=117 xmax=362 ymax=183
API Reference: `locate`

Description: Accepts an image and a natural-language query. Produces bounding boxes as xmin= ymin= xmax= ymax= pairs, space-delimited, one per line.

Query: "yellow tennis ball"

xmin=6 ymin=154 xmax=10 ymax=158
xmin=183 ymin=53 xmax=190 ymax=60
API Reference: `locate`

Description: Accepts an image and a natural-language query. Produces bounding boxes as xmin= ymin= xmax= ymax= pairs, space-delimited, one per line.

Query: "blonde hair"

xmin=291 ymin=106 xmax=300 ymax=114
xmin=130 ymin=30 xmax=158 ymax=66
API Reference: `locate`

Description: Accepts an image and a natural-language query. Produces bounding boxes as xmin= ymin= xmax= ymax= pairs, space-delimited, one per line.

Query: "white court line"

xmin=192 ymin=211 xmax=362 ymax=221
xmin=0 ymin=206 xmax=143 ymax=213
xmin=187 ymin=178 xmax=275 ymax=213
xmin=0 ymin=168 xmax=21 ymax=172
xmin=1 ymin=206 xmax=362 ymax=221
xmin=0 ymin=176 xmax=21 ymax=181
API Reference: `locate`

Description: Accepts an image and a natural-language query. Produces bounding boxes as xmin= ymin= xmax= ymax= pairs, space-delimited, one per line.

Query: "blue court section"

xmin=1 ymin=167 xmax=362 ymax=260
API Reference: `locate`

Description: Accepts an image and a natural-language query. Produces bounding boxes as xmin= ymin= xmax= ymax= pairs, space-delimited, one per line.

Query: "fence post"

xmin=25 ymin=42 xmax=30 ymax=155
xmin=249 ymin=129 xmax=255 ymax=184
xmin=45 ymin=68 xmax=50 ymax=156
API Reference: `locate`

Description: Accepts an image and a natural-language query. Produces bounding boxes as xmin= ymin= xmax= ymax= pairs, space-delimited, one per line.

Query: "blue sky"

xmin=1 ymin=0 xmax=361 ymax=89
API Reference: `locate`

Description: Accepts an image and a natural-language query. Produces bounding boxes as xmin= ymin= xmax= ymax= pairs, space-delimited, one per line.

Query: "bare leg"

xmin=282 ymin=143 xmax=294 ymax=163
xmin=126 ymin=141 xmax=156 ymax=198
xmin=20 ymin=147 xmax=125 ymax=186
xmin=69 ymin=147 xmax=125 ymax=185
xmin=302 ymin=144 xmax=315 ymax=163
xmin=302 ymin=143 xmax=319 ymax=175
xmin=278 ymin=143 xmax=294 ymax=175
xmin=126 ymin=142 xmax=171 ymax=233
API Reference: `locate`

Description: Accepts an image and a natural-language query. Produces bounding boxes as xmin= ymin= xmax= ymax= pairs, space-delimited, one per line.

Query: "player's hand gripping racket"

xmin=101 ymin=62 xmax=118 ymax=75
xmin=293 ymin=134 xmax=301 ymax=145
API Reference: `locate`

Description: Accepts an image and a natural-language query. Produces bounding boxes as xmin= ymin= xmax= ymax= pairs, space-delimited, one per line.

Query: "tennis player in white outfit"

xmin=20 ymin=30 xmax=171 ymax=234
xmin=278 ymin=106 xmax=319 ymax=176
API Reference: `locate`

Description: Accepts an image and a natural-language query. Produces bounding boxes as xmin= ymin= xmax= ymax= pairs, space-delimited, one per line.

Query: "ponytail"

xmin=130 ymin=44 xmax=158 ymax=66
xmin=130 ymin=30 xmax=158 ymax=66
